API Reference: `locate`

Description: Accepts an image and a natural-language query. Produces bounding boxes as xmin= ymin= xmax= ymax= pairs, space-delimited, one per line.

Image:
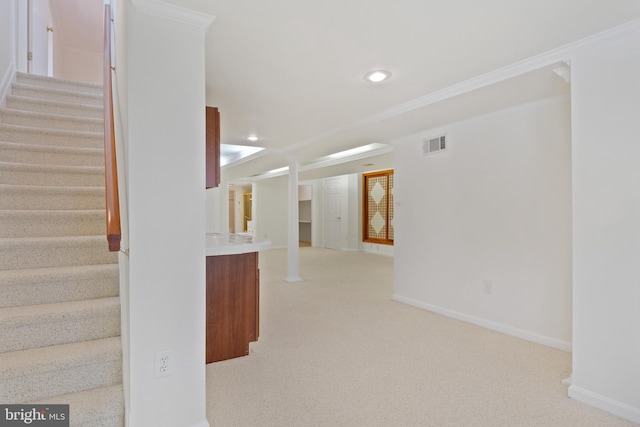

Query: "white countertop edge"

xmin=205 ymin=237 xmax=272 ymax=256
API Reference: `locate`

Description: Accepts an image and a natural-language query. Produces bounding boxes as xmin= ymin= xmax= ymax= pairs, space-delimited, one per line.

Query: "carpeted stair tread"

xmin=16 ymin=72 xmax=103 ymax=96
xmin=0 ymin=124 xmax=102 ymax=148
xmin=30 ymin=385 xmax=124 ymax=427
xmin=0 ymin=209 xmax=105 ymax=238
xmin=0 ymin=108 xmax=103 ymax=133
xmin=0 ymin=337 xmax=122 ymax=403
xmin=0 ymin=161 xmax=104 ymax=187
xmin=5 ymin=94 xmax=104 ymax=119
xmin=12 ymin=82 xmax=103 ymax=106
xmin=0 ymin=297 xmax=120 ymax=353
xmin=0 ymin=235 xmax=117 ymax=270
xmin=0 ymin=264 xmax=119 ymax=308
xmin=0 ymin=140 xmax=103 ymax=167
xmin=0 ymin=73 xmax=123 ymax=423
xmin=0 ymin=184 xmax=104 ymax=210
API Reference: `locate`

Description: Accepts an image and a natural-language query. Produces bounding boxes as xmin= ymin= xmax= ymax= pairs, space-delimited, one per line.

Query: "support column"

xmin=124 ymin=2 xmax=214 ymax=426
xmin=285 ymin=156 xmax=303 ymax=282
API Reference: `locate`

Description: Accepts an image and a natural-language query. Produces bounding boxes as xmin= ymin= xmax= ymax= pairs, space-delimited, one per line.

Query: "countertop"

xmin=205 ymin=233 xmax=271 ymax=256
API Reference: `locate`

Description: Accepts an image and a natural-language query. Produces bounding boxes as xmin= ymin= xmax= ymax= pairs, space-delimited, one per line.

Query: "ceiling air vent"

xmin=423 ymin=134 xmax=447 ymax=155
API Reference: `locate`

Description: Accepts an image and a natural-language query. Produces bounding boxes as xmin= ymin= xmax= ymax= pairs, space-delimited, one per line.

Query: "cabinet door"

xmin=206 ymin=252 xmax=258 ymax=363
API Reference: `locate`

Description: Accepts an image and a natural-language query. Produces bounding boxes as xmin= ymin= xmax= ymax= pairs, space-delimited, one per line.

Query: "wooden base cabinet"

xmin=206 ymin=252 xmax=259 ymax=363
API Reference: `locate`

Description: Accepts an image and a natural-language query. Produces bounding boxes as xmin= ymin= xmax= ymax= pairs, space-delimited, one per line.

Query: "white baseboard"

xmin=127 ymin=414 xmax=210 ymax=427
xmin=569 ymin=385 xmax=640 ymax=424
xmin=392 ymin=294 xmax=572 ymax=352
xmin=363 ymin=249 xmax=394 ymax=257
xmin=0 ymin=64 xmax=16 ymax=108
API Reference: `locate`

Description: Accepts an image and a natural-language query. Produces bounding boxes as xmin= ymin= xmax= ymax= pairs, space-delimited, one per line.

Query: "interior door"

xmin=28 ymin=0 xmax=52 ymax=76
xmin=324 ymin=177 xmax=343 ymax=250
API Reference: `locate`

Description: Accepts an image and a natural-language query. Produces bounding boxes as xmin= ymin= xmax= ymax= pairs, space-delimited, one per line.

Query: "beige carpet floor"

xmin=206 ymin=247 xmax=637 ymax=427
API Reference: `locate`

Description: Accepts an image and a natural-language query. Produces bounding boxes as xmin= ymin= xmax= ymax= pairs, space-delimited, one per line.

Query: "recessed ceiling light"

xmin=364 ymin=69 xmax=392 ymax=83
xmin=247 ymin=136 xmax=258 ymax=141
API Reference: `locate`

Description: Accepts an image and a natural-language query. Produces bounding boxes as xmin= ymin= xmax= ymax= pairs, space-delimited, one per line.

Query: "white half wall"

xmin=124 ymin=1 xmax=213 ymax=426
xmin=393 ymin=96 xmax=573 ymax=350
xmin=569 ymin=26 xmax=640 ymax=423
xmin=0 ymin=0 xmax=16 ymax=105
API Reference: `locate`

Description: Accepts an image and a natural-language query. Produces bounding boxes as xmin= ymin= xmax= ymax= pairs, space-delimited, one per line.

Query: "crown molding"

xmin=130 ymin=0 xmax=214 ymax=30
xmin=284 ymin=18 xmax=640 ymax=154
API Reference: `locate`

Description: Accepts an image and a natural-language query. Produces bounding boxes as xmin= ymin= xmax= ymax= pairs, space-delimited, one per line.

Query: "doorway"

xmin=243 ymin=193 xmax=252 ymax=233
xmin=298 ymin=185 xmax=312 ymax=247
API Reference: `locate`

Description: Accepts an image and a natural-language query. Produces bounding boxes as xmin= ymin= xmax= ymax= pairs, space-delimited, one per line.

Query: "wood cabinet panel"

xmin=206 ymin=252 xmax=259 ymax=363
xmin=205 ymin=106 xmax=220 ymax=189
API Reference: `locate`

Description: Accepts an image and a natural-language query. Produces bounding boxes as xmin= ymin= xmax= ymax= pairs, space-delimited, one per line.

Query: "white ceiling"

xmin=56 ymin=0 xmax=640 ymax=182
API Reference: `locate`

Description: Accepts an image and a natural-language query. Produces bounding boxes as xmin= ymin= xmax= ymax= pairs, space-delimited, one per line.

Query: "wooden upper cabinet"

xmin=206 ymin=106 xmax=221 ymax=188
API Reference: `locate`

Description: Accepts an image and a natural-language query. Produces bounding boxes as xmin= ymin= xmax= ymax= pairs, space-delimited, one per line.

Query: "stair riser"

xmin=6 ymin=96 xmax=104 ymax=119
xmin=30 ymin=385 xmax=124 ymax=427
xmin=0 ymin=168 xmax=104 ymax=187
xmin=12 ymin=85 xmax=103 ymax=106
xmin=0 ymin=187 xmax=105 ymax=210
xmin=0 ymin=266 xmax=119 ymax=308
xmin=0 ymin=144 xmax=103 ymax=167
xmin=0 ymin=126 xmax=102 ymax=148
xmin=0 ymin=110 xmax=103 ymax=133
xmin=0 ymin=239 xmax=117 ymax=270
xmin=16 ymin=73 xmax=103 ymax=96
xmin=0 ymin=359 xmax=121 ymax=403
xmin=0 ymin=211 xmax=106 ymax=238
xmin=0 ymin=307 xmax=120 ymax=353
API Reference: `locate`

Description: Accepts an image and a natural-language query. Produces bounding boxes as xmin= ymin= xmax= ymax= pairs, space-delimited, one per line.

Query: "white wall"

xmin=345 ymin=173 xmax=360 ymax=251
xmin=254 ymin=179 xmax=288 ymax=247
xmin=393 ymin=96 xmax=573 ymax=350
xmin=123 ymin=1 xmax=212 ymax=426
xmin=205 ymin=186 xmax=223 ymax=233
xmin=55 ymin=47 xmax=102 ymax=83
xmin=0 ymin=0 xmax=16 ymax=104
xmin=569 ymin=27 xmax=640 ymax=423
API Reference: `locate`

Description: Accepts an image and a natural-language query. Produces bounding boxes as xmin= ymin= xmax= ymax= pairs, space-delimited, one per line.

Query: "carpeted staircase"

xmin=0 ymin=72 xmax=124 ymax=426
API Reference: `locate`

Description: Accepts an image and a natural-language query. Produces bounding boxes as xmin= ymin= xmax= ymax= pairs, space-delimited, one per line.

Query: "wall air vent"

xmin=423 ymin=134 xmax=447 ymax=155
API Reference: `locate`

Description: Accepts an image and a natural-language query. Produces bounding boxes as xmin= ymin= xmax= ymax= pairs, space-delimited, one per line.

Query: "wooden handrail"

xmin=103 ymin=4 xmax=121 ymax=252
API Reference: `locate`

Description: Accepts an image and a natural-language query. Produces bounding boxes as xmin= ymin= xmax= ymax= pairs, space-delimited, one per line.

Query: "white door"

xmin=29 ymin=0 xmax=52 ymax=76
xmin=324 ymin=177 xmax=344 ymax=250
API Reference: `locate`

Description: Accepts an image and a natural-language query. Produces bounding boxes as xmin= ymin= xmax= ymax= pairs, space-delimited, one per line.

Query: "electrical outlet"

xmin=154 ymin=350 xmax=172 ymax=378
xmin=483 ymin=280 xmax=493 ymax=295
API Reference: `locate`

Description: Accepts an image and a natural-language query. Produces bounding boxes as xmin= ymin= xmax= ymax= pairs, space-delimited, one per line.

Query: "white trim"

xmin=0 ymin=65 xmax=15 ymax=108
xmin=283 ymin=19 xmax=640 ymax=153
xmin=392 ymin=294 xmax=572 ymax=352
xmin=363 ymin=249 xmax=393 ymax=257
xmin=391 ymin=94 xmax=571 ymax=146
xmin=130 ymin=0 xmax=215 ymax=30
xmin=569 ymin=385 xmax=640 ymax=424
xmin=128 ymin=418 xmax=210 ymax=427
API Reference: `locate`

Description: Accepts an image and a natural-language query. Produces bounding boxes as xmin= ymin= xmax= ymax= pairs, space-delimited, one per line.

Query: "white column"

xmin=125 ymin=1 xmax=214 ymax=426
xmin=285 ymin=156 xmax=303 ymax=282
